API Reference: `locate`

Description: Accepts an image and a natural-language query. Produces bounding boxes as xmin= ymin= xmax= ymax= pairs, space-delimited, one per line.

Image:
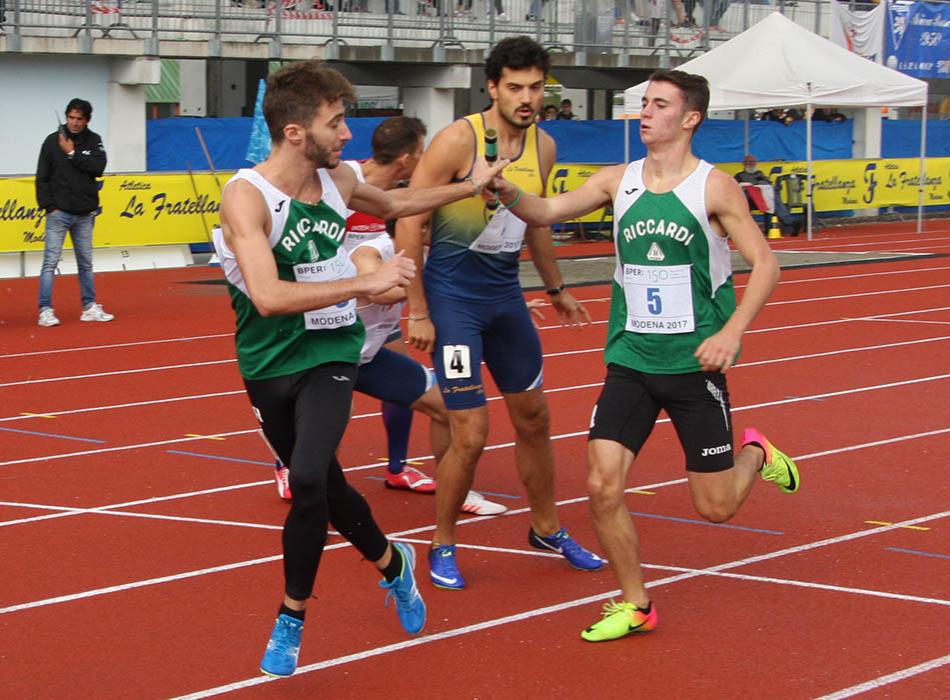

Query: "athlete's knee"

xmin=692 ymin=496 xmax=736 ymax=523
xmin=288 ymin=467 xmax=329 ymax=506
xmin=509 ymin=394 xmax=550 ymax=436
xmin=448 ymin=409 xmax=488 ymax=458
xmin=587 ymin=468 xmax=626 ymax=513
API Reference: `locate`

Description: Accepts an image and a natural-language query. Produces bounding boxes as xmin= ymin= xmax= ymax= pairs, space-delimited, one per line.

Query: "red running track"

xmin=0 ymin=221 xmax=948 ymax=699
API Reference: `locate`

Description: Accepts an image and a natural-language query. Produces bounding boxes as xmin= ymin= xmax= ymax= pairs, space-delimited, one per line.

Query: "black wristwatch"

xmin=545 ymin=284 xmax=565 ymax=297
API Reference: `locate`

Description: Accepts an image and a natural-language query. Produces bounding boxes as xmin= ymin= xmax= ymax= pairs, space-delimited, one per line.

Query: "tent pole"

xmin=743 ymin=110 xmax=749 ymax=155
xmin=624 ymin=112 xmax=630 ymax=164
xmin=917 ymin=97 xmax=927 ymax=234
xmin=806 ymin=102 xmax=813 ymax=241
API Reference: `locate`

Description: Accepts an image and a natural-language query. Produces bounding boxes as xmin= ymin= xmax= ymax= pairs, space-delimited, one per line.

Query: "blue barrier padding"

xmin=148 ymin=116 xmax=387 ymax=172
xmin=147 ymin=115 xmax=864 ymax=171
xmin=882 ymin=120 xmax=950 ymax=158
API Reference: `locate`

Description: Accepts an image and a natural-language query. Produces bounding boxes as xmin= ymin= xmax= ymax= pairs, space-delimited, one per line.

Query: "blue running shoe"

xmin=427 ymin=544 xmax=466 ymax=590
xmin=379 ymin=542 xmax=427 ymax=634
xmin=260 ymin=613 xmax=303 ymax=678
xmin=529 ymin=528 xmax=605 ymax=571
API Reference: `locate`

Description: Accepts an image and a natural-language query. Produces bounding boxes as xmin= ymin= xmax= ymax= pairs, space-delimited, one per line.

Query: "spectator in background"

xmin=812 ymin=108 xmax=847 ymax=123
xmin=35 ymin=98 xmax=113 ymax=328
xmin=556 ymin=98 xmax=575 ymax=120
xmin=735 ymin=154 xmax=798 ymax=235
xmin=543 ymin=104 xmax=558 ymax=120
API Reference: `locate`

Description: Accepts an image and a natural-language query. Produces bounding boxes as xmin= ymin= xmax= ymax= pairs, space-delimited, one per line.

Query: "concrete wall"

xmin=0 ymin=55 xmax=156 ymax=175
xmin=0 ymin=55 xmax=113 ymax=176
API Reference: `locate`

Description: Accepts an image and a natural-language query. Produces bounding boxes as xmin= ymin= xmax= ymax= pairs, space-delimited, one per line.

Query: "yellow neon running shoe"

xmin=580 ymin=600 xmax=658 ymax=642
xmin=744 ymin=427 xmax=800 ymax=493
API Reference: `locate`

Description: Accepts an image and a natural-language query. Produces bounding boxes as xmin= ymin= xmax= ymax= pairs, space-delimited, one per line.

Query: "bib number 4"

xmin=443 ymin=344 xmax=472 ymax=379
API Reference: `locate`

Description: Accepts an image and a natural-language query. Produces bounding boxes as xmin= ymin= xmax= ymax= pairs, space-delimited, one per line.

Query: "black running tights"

xmin=244 ymin=362 xmax=389 ymax=601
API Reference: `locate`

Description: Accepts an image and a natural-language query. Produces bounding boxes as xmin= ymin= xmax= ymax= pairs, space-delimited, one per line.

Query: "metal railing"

xmin=0 ymin=0 xmax=834 ymax=61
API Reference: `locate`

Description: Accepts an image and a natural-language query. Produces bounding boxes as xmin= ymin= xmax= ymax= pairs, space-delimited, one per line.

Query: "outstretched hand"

xmin=364 ymin=250 xmax=415 ymax=296
xmin=551 ymin=291 xmax=591 ymax=327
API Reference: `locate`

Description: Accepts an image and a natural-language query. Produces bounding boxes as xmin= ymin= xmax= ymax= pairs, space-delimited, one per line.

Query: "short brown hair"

xmin=264 ymin=61 xmax=356 ymax=143
xmin=371 ymin=116 xmax=427 ymax=165
xmin=647 ymin=69 xmax=710 ymax=129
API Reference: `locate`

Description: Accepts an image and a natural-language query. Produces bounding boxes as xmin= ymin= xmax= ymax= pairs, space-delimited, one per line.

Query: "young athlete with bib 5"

xmin=214 ymin=61 xmax=507 ymax=678
xmin=485 ymin=69 xmax=800 ymax=641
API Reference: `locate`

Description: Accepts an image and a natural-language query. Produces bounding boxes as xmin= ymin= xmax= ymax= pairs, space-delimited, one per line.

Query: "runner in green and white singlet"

xmin=217 ymin=167 xmax=363 ymax=381
xmin=214 ymin=61 xmax=506 ymax=679
xmin=486 ymin=69 xmax=801 ymax=644
xmin=606 ymin=159 xmax=736 ymax=374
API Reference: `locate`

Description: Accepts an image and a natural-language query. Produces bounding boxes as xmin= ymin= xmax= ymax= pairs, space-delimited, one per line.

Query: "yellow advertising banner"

xmin=720 ymin=157 xmax=949 ymax=211
xmin=2 ymin=158 xmax=946 ymax=252
xmin=547 ymin=164 xmax=609 ymax=224
xmin=0 ymin=172 xmax=232 ymax=253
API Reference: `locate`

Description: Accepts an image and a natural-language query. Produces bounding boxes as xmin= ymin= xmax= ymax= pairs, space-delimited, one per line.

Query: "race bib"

xmin=294 ymin=250 xmax=358 ymax=330
xmin=469 ymin=210 xmax=525 ymax=255
xmin=622 ymin=263 xmax=694 ymax=334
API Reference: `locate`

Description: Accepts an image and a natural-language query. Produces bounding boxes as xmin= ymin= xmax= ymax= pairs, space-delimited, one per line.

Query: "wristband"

xmin=501 ymin=187 xmax=523 ymax=210
xmin=545 ymin=284 xmax=565 ymax=297
xmin=464 ymin=176 xmax=481 ymax=196
xmin=67 ymin=150 xmax=75 ymax=158
xmin=408 ymin=314 xmax=429 ymax=321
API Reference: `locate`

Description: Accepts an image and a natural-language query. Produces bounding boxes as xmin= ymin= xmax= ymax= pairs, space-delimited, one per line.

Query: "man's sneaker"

xmin=460 ymin=490 xmax=508 ymax=516
xmin=743 ymin=427 xmax=800 ymax=493
xmin=259 ymin=613 xmax=304 ymax=678
xmin=38 ymin=308 xmax=60 ymax=327
xmin=379 ymin=542 xmax=426 ymax=634
xmin=581 ymin=600 xmax=658 ymax=642
xmin=529 ymin=528 xmax=605 ymax=571
xmin=428 ymin=544 xmax=465 ymax=590
xmin=274 ymin=462 xmax=291 ymax=501
xmin=385 ymin=466 xmax=436 ymax=493
xmin=80 ymin=303 xmax=114 ymax=322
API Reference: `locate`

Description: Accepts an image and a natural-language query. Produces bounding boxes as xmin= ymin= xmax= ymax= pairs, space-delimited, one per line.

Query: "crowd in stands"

xmin=755 ymin=107 xmax=848 ymax=125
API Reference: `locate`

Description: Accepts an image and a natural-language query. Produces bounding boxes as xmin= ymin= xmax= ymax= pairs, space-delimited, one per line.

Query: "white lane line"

xmin=397 ymin=537 xmax=950 ymax=608
xmin=5 ymin=273 xmax=949 ymax=383
xmin=2 ymin=366 xmax=947 ymax=473
xmin=849 ymin=317 xmax=950 ymax=326
xmin=767 ymin=283 xmax=950 ymax=307
xmin=2 ymin=264 xmax=941 ymax=361
xmin=0 ymin=501 xmax=283 ymax=532
xmin=737 ymin=335 xmax=950 ymax=368
xmin=169 ymin=508 xmax=950 ymax=700
xmin=813 ymin=654 xmax=950 ymax=700
xmin=0 ymin=359 xmax=235 ymax=389
xmin=3 ymin=431 xmax=947 ymax=616
xmin=4 ymin=304 xmax=948 ymax=421
xmin=0 ymin=390 xmax=246 ymax=423
xmin=0 ymin=332 xmax=233 ymax=359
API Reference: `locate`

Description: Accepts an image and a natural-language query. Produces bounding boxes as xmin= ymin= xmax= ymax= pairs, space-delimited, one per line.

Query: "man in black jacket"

xmin=735 ymin=154 xmax=798 ymax=235
xmin=35 ymin=98 xmax=114 ymax=327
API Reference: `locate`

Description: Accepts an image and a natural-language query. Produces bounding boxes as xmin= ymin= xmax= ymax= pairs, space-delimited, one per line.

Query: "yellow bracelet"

xmin=408 ymin=314 xmax=429 ymax=321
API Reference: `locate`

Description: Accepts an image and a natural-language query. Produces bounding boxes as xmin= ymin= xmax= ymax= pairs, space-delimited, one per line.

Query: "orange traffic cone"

xmin=767 ymin=215 xmax=782 ymax=240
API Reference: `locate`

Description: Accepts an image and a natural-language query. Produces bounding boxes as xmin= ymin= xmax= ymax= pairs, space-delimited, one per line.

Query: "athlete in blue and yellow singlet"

xmin=396 ymin=37 xmax=603 ymax=593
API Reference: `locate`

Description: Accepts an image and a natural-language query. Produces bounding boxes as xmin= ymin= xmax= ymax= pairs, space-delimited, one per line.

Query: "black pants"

xmin=244 ymin=362 xmax=389 ymax=601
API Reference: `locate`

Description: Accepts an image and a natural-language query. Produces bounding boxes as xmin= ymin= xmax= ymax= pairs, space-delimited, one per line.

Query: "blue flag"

xmin=245 ymin=79 xmax=272 ymax=165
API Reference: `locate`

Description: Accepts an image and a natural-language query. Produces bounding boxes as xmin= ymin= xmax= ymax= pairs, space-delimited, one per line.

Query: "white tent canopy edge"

xmin=623 ymin=12 xmax=929 ymax=238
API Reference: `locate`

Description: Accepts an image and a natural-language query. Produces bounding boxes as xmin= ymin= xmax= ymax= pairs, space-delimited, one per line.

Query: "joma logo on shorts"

xmin=701 ymin=444 xmax=731 ymax=456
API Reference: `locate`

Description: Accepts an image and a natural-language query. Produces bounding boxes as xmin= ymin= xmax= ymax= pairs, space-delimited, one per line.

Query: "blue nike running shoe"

xmin=529 ymin=528 xmax=605 ymax=571
xmin=428 ymin=544 xmax=466 ymax=590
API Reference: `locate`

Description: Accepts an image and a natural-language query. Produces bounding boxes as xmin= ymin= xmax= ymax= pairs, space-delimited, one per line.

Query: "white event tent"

xmin=623 ymin=12 xmax=929 ymax=238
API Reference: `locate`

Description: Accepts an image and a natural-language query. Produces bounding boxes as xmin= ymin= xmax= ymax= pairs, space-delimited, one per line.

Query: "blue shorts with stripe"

xmin=355 ymin=347 xmax=434 ymax=405
xmin=428 ymin=289 xmax=543 ymax=410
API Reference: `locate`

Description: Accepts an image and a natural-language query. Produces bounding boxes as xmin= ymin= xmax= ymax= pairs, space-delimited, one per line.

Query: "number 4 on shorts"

xmin=443 ymin=344 xmax=472 ymax=379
